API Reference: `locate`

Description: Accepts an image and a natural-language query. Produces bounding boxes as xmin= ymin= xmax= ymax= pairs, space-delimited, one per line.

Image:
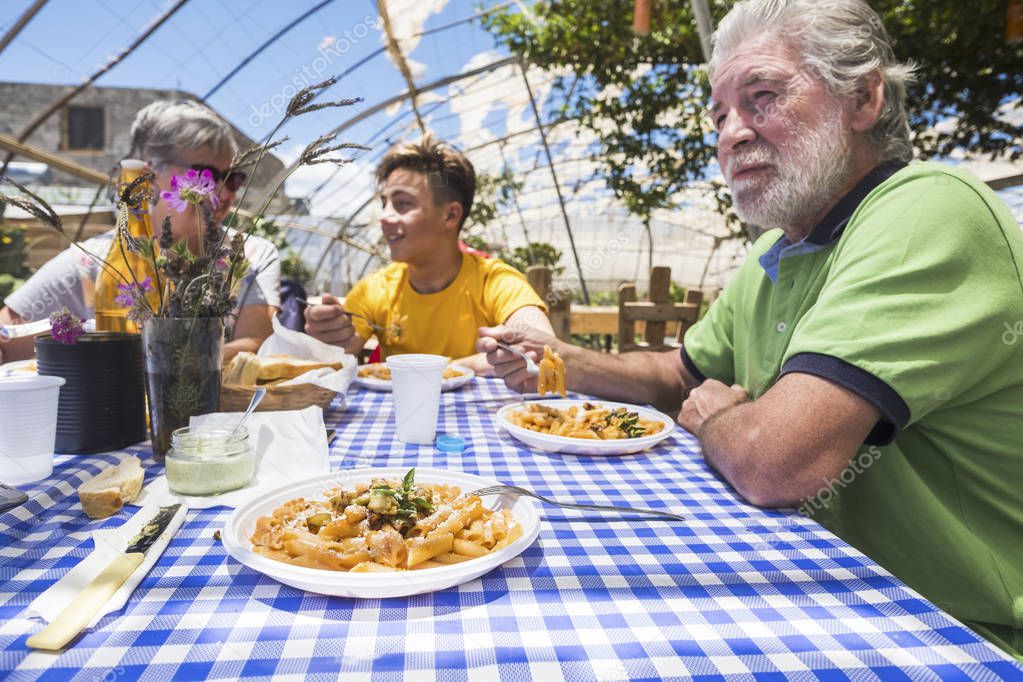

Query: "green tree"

xmin=233 ymin=215 xmax=313 ymax=284
xmin=462 ymin=166 xmax=525 ymax=252
xmin=501 ymin=241 xmax=565 ymax=275
xmin=482 ymin=0 xmax=1022 ymax=232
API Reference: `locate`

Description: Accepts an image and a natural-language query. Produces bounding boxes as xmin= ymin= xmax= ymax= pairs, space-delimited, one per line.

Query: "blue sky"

xmin=1 ymin=0 xmax=1019 ymax=290
xmin=0 ymin=0 xmax=510 ymax=195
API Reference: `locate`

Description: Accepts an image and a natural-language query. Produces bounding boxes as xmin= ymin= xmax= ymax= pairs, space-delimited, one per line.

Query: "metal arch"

xmin=376 ymin=0 xmax=426 ymax=134
xmin=202 ymin=0 xmax=337 ymax=101
xmin=690 ymin=0 xmax=714 ymax=62
xmin=0 ymin=0 xmax=191 ymax=177
xmin=518 ymin=60 xmax=590 ymax=304
xmin=262 ymin=55 xmax=518 ymax=203
xmin=0 ymin=0 xmax=48 ymax=56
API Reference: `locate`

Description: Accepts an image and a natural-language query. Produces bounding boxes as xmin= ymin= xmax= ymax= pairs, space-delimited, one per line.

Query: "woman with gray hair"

xmin=0 ymin=99 xmax=281 ymax=362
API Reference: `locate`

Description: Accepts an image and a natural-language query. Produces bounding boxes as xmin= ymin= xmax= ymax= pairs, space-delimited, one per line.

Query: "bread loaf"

xmin=78 ymin=455 xmax=144 ymax=519
xmin=223 ymin=352 xmax=343 ymax=385
xmin=255 ymin=355 xmax=343 ymax=381
xmin=224 ymin=352 xmax=261 ymax=385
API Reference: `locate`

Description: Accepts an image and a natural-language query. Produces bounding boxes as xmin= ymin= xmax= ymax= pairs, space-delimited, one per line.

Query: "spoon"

xmin=232 ymin=386 xmax=267 ymax=435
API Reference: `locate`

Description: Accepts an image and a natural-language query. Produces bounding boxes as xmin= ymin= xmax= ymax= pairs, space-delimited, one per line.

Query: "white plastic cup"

xmin=0 ymin=375 xmax=65 ymax=485
xmin=385 ymin=354 xmax=447 ymax=445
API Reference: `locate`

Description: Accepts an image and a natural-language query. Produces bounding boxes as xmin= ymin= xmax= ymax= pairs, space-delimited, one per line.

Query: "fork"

xmin=296 ymin=298 xmax=388 ymax=336
xmin=494 ymin=341 xmax=539 ymax=376
xmin=470 ymin=484 xmax=685 ymax=521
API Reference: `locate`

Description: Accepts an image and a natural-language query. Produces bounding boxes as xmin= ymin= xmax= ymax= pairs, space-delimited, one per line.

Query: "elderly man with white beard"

xmin=478 ymin=0 xmax=1023 ymax=660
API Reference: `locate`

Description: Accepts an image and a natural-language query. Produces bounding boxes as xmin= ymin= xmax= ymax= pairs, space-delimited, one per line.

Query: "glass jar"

xmin=165 ymin=426 xmax=254 ymax=496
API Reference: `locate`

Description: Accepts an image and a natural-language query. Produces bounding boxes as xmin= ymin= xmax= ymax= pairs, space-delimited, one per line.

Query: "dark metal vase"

xmin=35 ymin=332 xmax=147 ymax=454
xmin=141 ymin=317 xmax=223 ymax=462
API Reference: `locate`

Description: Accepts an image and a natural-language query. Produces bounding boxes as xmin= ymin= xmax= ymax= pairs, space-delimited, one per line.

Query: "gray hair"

xmin=708 ymin=0 xmax=917 ymax=163
xmin=128 ymin=99 xmax=237 ymax=163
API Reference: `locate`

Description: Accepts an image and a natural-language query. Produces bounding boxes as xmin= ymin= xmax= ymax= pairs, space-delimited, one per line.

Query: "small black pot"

xmin=35 ymin=332 xmax=147 ymax=453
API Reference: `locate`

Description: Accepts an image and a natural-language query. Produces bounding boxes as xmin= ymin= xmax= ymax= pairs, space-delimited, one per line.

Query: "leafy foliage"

xmin=482 ymin=0 xmax=1023 ymax=230
xmin=462 ymin=166 xmax=526 ymax=254
xmin=280 ymin=250 xmax=313 ymax=285
xmin=501 ymin=241 xmax=565 ymax=275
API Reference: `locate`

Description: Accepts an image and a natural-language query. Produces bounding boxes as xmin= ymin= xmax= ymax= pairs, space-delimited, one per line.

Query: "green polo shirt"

xmin=683 ymin=161 xmax=1023 ymax=657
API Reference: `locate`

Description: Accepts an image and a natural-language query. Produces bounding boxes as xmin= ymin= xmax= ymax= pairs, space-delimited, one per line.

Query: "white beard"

xmin=727 ymin=106 xmax=855 ymax=232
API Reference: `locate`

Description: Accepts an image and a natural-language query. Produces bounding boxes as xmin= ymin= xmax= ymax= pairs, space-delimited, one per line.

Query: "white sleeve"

xmin=3 ymin=242 xmax=100 ymax=323
xmin=236 ymin=236 xmax=281 ymax=309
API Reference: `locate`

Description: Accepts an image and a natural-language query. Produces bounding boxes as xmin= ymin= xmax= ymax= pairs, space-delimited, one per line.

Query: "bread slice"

xmin=223 ymin=351 xmax=261 ymax=385
xmin=78 ymin=456 xmax=144 ymax=519
xmin=255 ymin=355 xmax=343 ymax=382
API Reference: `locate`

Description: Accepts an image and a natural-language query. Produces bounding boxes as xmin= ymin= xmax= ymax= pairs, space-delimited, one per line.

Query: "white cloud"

xmin=378 ymin=0 xmax=450 ymax=81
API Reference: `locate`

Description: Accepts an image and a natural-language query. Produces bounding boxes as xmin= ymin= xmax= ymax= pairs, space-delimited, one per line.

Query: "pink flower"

xmin=160 ymin=169 xmax=220 ymax=213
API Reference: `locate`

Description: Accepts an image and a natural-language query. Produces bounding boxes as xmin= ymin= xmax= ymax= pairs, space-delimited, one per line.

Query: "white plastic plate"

xmin=495 ymin=399 xmax=675 ymax=456
xmin=352 ymin=363 xmax=475 ymax=392
xmin=221 ymin=467 xmax=540 ymax=598
xmin=0 ymin=360 xmax=38 ymax=378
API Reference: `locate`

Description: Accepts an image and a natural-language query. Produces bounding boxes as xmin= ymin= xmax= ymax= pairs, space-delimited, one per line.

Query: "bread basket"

xmin=220 ymin=382 xmax=338 ymax=412
xmin=220 ymin=352 xmax=349 ymax=412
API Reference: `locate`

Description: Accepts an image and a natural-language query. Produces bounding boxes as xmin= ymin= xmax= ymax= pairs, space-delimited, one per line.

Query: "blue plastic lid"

xmin=435 ymin=435 xmax=466 ymax=452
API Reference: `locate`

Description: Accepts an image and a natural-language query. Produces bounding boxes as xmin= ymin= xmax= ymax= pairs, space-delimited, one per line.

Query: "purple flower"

xmin=114 ymin=277 xmax=154 ymax=308
xmin=50 ymin=307 xmax=85 ymax=345
xmin=160 ymin=169 xmax=220 ymax=213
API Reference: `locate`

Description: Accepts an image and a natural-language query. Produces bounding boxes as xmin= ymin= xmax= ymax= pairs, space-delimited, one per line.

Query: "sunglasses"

xmin=188 ymin=164 xmax=247 ymax=192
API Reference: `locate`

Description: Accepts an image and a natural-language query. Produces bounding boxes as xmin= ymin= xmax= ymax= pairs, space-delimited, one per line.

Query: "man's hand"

xmin=305 ymin=294 xmax=358 ymax=348
xmin=677 ymin=379 xmax=749 ymax=435
xmin=477 ymin=324 xmax=558 ymax=393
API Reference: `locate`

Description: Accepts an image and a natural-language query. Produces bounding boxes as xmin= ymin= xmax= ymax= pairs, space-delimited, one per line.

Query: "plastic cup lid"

xmin=435 ymin=435 xmax=465 ymax=452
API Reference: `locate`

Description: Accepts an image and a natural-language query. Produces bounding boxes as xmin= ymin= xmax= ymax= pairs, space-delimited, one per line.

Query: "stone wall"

xmin=0 ymin=82 xmax=288 ymax=210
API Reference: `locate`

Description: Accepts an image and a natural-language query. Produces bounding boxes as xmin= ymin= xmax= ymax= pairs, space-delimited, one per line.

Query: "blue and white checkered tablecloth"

xmin=2 ymin=378 xmax=1021 ymax=681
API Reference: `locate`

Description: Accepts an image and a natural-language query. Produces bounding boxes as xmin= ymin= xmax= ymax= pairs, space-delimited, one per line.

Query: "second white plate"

xmin=0 ymin=359 xmax=38 ymax=378
xmin=353 ymin=363 xmax=475 ymax=392
xmin=495 ymin=399 xmax=676 ymax=456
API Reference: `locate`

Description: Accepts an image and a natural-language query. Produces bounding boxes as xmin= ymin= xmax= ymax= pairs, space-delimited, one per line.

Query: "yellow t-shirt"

xmin=344 ymin=254 xmax=547 ymax=359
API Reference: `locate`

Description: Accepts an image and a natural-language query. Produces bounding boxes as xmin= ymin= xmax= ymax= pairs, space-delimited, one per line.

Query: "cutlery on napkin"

xmin=25 ymin=503 xmax=187 ymax=651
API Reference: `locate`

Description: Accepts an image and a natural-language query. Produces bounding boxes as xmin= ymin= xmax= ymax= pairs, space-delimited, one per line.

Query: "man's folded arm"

xmin=699 ymin=371 xmax=881 ymax=508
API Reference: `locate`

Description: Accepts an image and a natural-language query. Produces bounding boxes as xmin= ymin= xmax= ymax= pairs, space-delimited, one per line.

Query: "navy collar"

xmin=804 ymin=160 xmax=907 ymax=246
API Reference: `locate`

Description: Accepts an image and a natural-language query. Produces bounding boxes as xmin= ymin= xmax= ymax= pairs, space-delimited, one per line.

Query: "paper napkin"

xmin=24 ymin=502 xmax=187 ymax=627
xmin=136 ymin=405 xmax=330 ymax=509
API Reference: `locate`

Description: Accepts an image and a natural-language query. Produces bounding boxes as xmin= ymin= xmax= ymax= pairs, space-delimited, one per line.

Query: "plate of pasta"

xmin=0 ymin=359 xmax=38 ymax=377
xmin=496 ymin=399 xmax=675 ymax=456
xmin=353 ymin=363 xmax=475 ymax=392
xmin=221 ymin=467 xmax=540 ymax=598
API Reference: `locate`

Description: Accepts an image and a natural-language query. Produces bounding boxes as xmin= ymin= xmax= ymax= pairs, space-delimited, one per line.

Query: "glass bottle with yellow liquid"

xmin=93 ymin=160 xmax=162 ymax=332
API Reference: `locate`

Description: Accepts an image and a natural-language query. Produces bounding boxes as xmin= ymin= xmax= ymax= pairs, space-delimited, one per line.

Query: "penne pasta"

xmin=407 ymin=532 xmax=454 ymax=567
xmin=508 ymin=402 xmax=663 ymax=440
xmin=358 ymin=364 xmax=463 ymax=381
xmin=349 ymin=561 xmax=399 ymax=573
xmin=249 ymin=468 xmax=523 ymax=573
xmin=452 ymin=538 xmax=488 ymax=557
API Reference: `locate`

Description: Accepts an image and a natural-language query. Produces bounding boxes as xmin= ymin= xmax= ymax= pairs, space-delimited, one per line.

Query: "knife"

xmin=26 ymin=504 xmax=182 ymax=651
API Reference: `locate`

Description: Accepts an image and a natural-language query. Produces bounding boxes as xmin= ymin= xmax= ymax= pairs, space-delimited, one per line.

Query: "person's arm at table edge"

xmin=0 ymin=306 xmax=37 ymax=362
xmin=560 ymin=343 xmax=699 ymax=412
xmin=223 ymin=303 xmax=275 ymax=362
xmin=698 ymin=372 xmax=881 ymax=508
xmin=478 ymin=323 xmax=700 ymax=411
xmin=454 ymin=305 xmax=554 ymax=376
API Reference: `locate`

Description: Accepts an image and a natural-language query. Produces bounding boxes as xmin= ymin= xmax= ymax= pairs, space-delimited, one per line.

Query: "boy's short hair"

xmin=375 ymin=133 xmax=476 ymax=229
